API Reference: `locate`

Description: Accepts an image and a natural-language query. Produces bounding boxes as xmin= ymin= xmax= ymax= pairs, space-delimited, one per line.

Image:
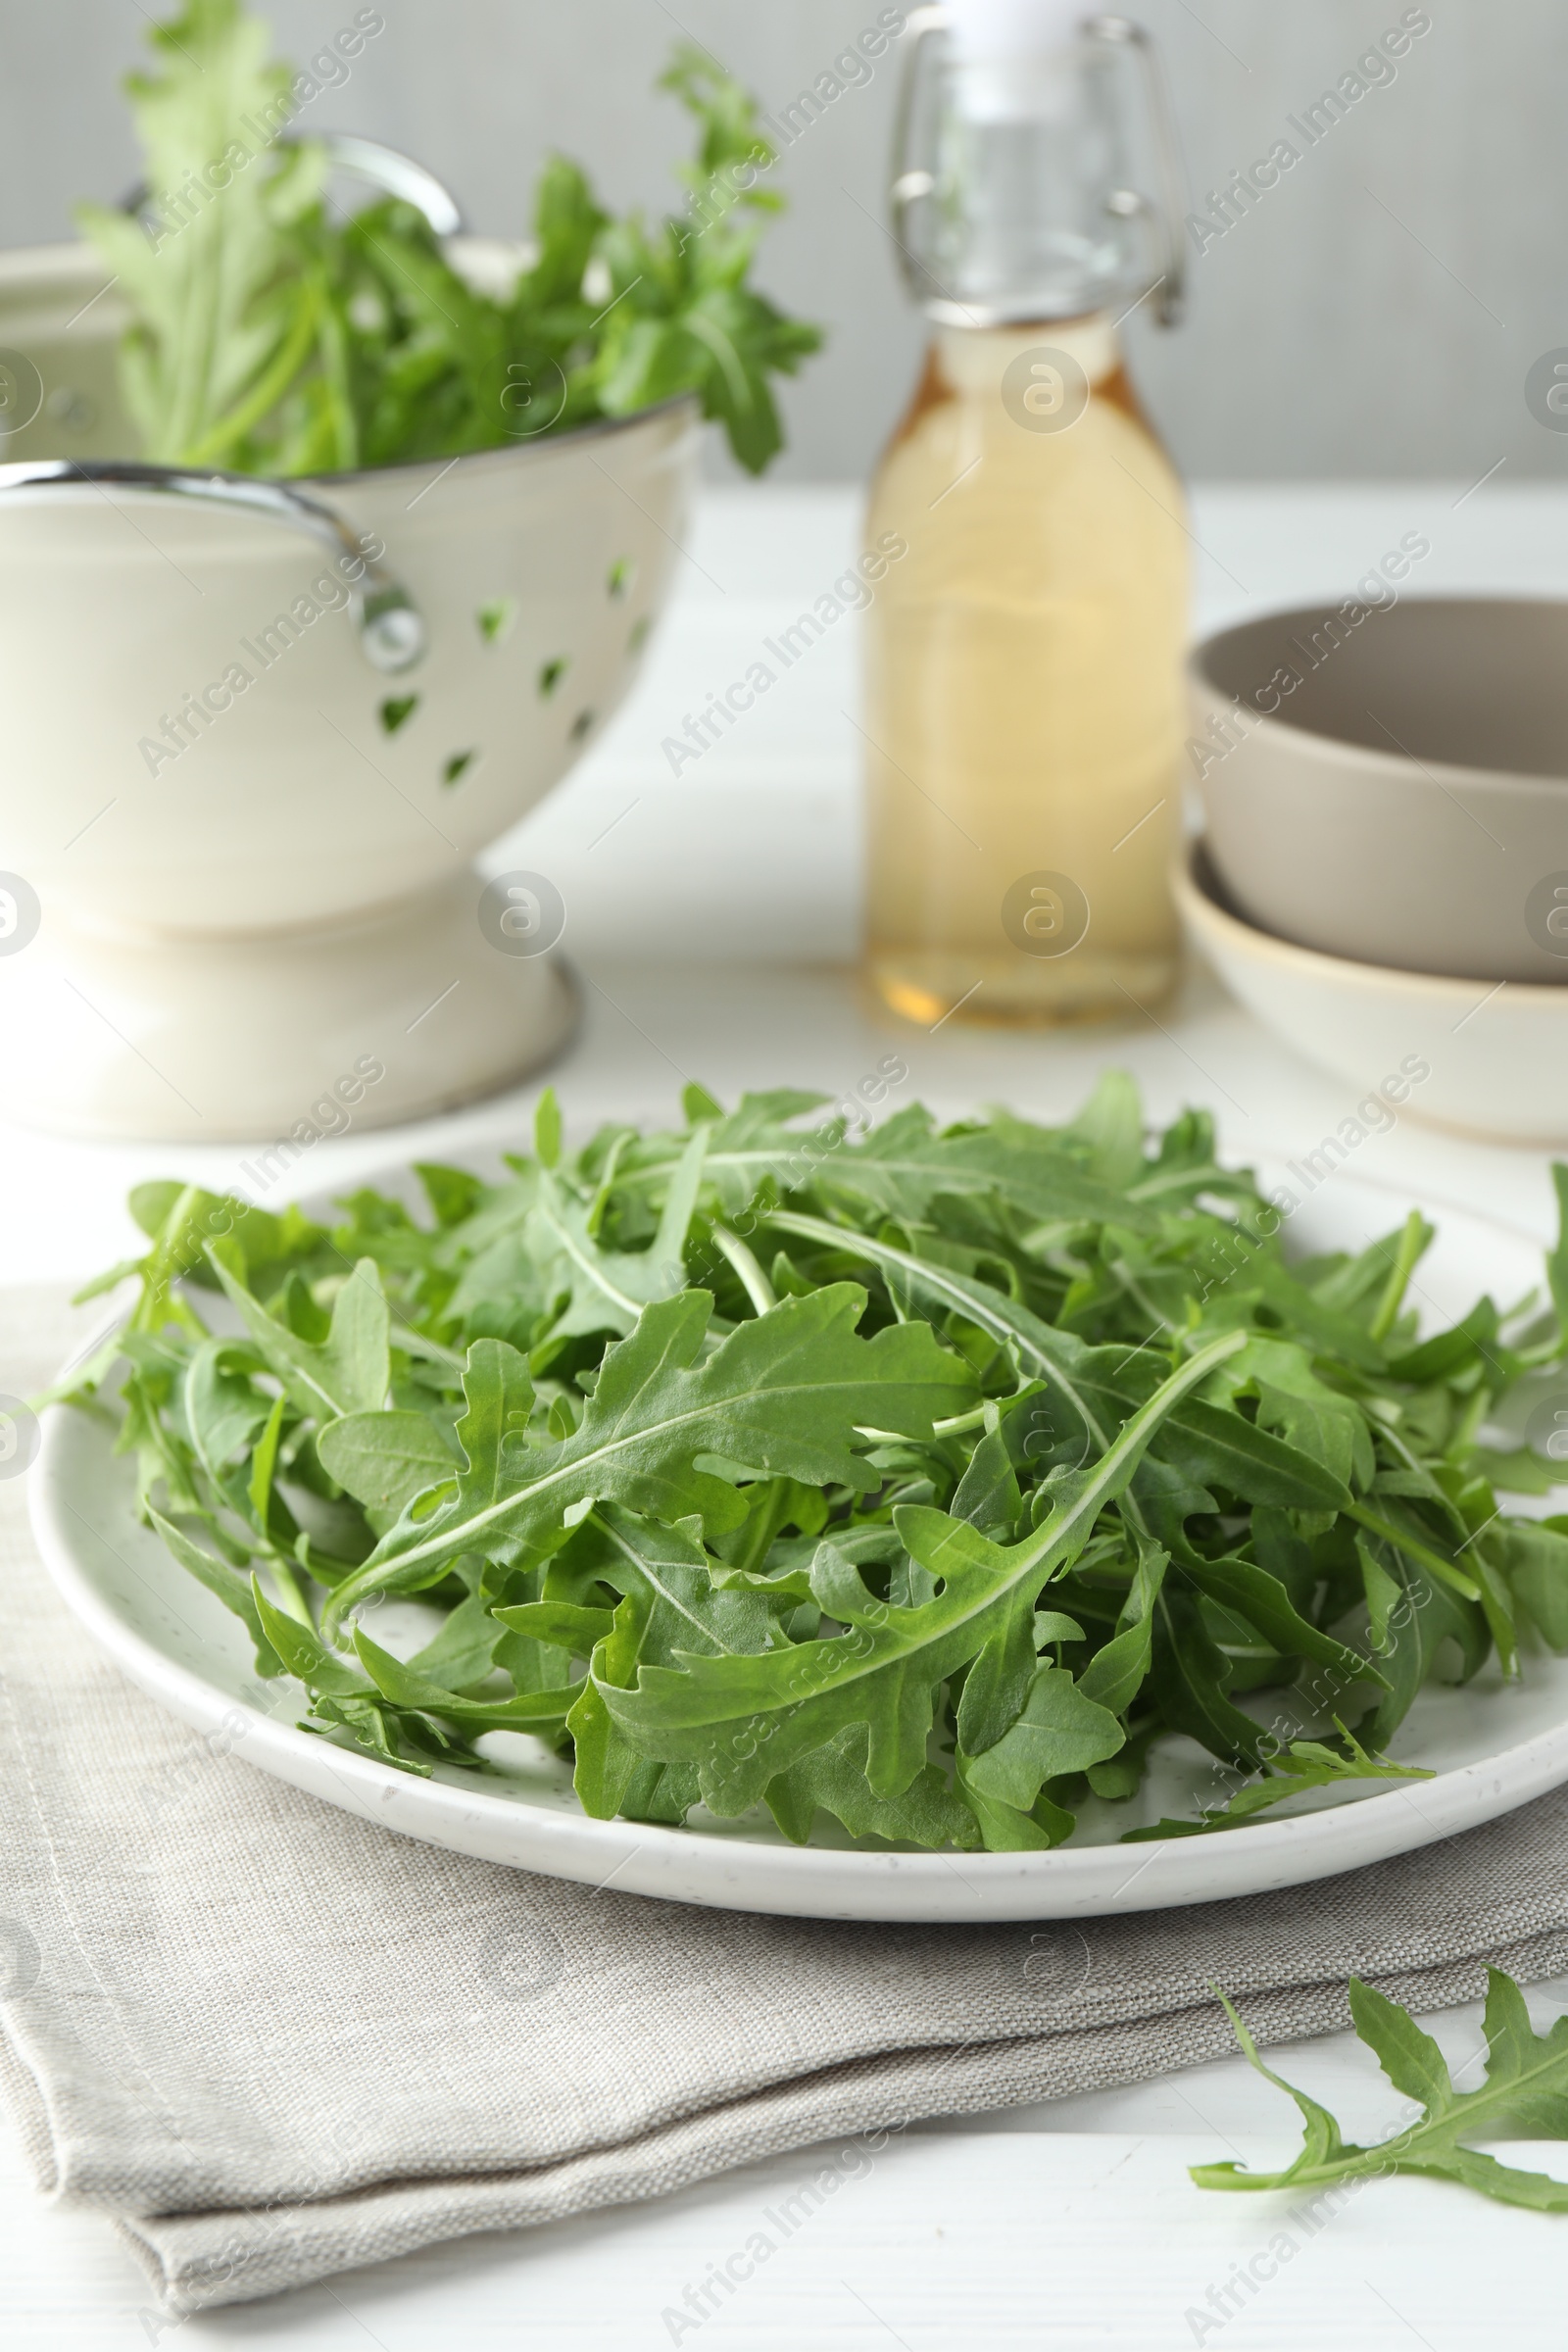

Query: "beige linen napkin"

xmin=5 ymin=1285 xmax=1568 ymax=2316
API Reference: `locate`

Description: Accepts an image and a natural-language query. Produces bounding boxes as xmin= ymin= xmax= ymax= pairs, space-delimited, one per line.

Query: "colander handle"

xmin=0 ymin=459 xmax=426 ymax=674
xmin=120 ymin=133 xmax=466 ymax=239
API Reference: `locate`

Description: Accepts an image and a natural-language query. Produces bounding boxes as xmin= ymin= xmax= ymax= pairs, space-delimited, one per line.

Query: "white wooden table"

xmin=7 ymin=478 xmax=1568 ymax=2348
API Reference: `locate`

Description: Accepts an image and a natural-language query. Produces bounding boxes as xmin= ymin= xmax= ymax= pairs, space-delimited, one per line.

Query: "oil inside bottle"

xmin=864 ymin=313 xmax=1188 ymax=1029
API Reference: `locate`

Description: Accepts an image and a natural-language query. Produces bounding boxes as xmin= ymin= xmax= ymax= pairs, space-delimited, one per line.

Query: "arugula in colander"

xmin=78 ymin=0 xmax=821 ymax=477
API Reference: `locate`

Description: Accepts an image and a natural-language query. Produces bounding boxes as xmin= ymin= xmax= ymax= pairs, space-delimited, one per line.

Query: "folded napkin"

xmin=6 ymin=1285 xmax=1568 ymax=2317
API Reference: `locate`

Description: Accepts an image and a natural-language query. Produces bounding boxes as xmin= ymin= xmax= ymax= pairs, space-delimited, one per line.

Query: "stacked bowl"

xmin=1181 ymin=598 xmax=1568 ymax=1144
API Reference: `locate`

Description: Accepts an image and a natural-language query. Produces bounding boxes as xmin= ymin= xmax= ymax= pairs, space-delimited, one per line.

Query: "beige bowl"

xmin=1190 ymin=597 xmax=1568 ymax=985
xmin=1177 ymin=837 xmax=1568 ymax=1147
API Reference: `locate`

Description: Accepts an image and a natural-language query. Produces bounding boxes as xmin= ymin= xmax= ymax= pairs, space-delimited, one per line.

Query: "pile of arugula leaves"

xmin=53 ymin=1075 xmax=1568 ymax=1853
xmin=78 ymin=1 xmax=820 ymax=476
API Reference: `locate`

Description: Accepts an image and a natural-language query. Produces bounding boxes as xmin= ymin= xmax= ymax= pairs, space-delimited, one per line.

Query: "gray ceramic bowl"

xmin=1190 ymin=597 xmax=1568 ymax=984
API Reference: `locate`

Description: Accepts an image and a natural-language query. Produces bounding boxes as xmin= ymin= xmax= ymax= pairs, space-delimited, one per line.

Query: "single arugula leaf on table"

xmin=1195 ymin=1969 xmax=1568 ymax=2212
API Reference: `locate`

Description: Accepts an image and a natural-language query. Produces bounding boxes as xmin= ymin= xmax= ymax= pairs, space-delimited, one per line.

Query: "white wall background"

xmin=0 ymin=0 xmax=1558 ymax=484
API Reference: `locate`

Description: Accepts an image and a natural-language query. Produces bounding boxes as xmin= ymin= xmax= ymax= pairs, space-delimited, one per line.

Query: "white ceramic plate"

xmin=32 ymin=1168 xmax=1568 ymax=1922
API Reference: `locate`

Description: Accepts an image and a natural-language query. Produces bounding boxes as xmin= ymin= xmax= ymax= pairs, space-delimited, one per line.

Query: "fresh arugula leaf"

xmin=147 ymin=1508 xmax=283 ymax=1677
xmin=207 ymin=1249 xmax=389 ymax=1425
xmin=526 ymin=1132 xmax=707 ymax=1340
xmin=1156 ymin=1398 xmax=1350 ymax=1514
xmin=1152 ymin=1582 xmax=1276 ymax=1770
xmin=1176 ymin=1554 xmax=1383 ymax=1697
xmin=1506 ymin=1522 xmax=1568 ymax=1649
xmin=353 ymin=1629 xmax=580 ymax=1737
xmin=595 ymin=1331 xmax=1244 ymax=1814
xmin=1078 ymin=1541 xmax=1167 ymax=1714
xmin=251 ymin=1583 xmax=437 ymax=1774
xmin=317 ymin=1410 xmax=463 ymax=1535
xmin=1194 ymin=1970 xmax=1568 ymax=2212
xmin=319 ymin=1287 xmax=978 ymax=1639
xmin=959 ymin=1667 xmax=1125 ymax=1813
xmin=1126 ymin=1728 xmax=1431 ymax=1839
xmin=77 ymin=0 xmax=327 ymax=466
xmin=804 ymin=1105 xmax=1165 ymax=1234
xmin=511 ymin=1503 xmax=772 ymax=1822
xmin=765 ymin=1725 xmax=982 ymax=1850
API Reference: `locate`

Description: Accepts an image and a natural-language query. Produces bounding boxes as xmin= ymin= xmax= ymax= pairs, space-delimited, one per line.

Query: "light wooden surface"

xmin=9 ymin=2064 xmax=1568 ymax=2348
xmin=7 ymin=480 xmax=1568 ymax=2343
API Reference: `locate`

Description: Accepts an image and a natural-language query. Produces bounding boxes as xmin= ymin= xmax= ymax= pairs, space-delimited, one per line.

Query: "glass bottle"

xmin=864 ymin=2 xmax=1191 ymax=1027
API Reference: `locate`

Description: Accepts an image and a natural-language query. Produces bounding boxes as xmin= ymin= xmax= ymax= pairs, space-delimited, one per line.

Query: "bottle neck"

xmin=932 ymin=313 xmax=1122 ymax=394
xmin=922 ymin=58 xmax=1146 ymax=326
